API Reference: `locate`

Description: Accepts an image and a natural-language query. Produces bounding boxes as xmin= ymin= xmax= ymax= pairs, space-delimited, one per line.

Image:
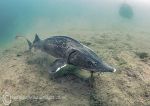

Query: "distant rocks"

xmin=119 ymin=3 xmax=134 ymax=19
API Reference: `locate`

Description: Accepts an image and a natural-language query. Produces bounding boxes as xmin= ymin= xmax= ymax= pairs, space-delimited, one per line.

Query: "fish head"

xmin=68 ymin=49 xmax=116 ymax=73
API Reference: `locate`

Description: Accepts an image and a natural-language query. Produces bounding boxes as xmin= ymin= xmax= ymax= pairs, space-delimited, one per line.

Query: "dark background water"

xmin=0 ymin=0 xmax=150 ymax=48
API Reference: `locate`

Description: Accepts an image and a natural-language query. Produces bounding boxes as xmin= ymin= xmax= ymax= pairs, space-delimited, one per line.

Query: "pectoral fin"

xmin=48 ymin=59 xmax=67 ymax=73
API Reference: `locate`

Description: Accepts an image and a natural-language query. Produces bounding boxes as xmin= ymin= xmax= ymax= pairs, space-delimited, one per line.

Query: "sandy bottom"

xmin=0 ymin=30 xmax=150 ymax=106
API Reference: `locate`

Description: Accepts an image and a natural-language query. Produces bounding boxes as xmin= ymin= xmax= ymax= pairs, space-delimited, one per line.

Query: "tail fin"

xmin=15 ymin=36 xmax=32 ymax=51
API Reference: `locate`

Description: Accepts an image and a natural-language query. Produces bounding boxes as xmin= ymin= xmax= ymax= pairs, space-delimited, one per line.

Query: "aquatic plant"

xmin=136 ymin=52 xmax=149 ymax=59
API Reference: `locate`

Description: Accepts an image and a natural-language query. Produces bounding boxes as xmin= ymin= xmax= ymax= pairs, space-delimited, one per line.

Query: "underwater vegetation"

xmin=135 ymin=52 xmax=149 ymax=62
xmin=119 ymin=3 xmax=133 ymax=19
xmin=136 ymin=52 xmax=149 ymax=59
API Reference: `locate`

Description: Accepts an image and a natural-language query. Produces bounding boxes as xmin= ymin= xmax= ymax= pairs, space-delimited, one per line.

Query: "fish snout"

xmin=113 ymin=68 xmax=116 ymax=72
xmin=98 ymin=62 xmax=116 ymax=73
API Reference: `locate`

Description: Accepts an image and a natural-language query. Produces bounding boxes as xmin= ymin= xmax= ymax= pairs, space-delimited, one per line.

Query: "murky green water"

xmin=0 ymin=0 xmax=150 ymax=48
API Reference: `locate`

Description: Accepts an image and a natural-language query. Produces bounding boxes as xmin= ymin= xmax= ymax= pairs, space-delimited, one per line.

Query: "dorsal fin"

xmin=33 ymin=33 xmax=40 ymax=43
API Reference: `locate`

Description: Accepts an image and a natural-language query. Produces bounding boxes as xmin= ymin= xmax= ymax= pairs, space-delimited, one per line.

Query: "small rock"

xmin=17 ymin=54 xmax=22 ymax=57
